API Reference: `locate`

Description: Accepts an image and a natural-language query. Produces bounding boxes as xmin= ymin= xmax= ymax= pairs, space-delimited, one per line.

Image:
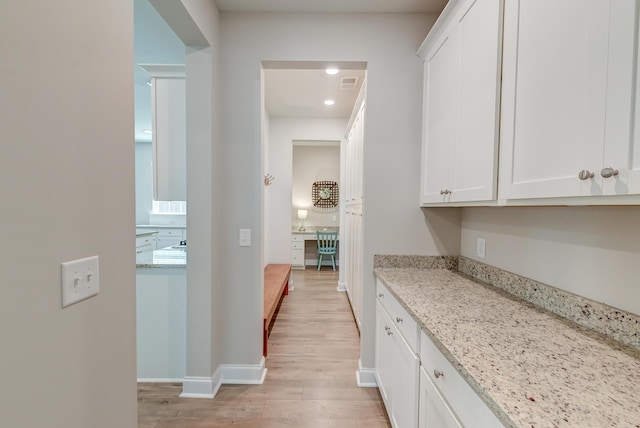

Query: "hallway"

xmin=138 ymin=268 xmax=390 ymax=427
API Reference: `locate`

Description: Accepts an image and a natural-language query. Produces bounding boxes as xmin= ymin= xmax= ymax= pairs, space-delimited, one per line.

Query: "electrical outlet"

xmin=61 ymin=256 xmax=99 ymax=307
xmin=476 ymin=238 xmax=486 ymax=259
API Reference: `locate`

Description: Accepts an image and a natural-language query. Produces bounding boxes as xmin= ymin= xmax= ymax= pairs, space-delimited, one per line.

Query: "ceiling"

xmin=214 ymin=0 xmax=448 ymax=14
xmin=135 ymin=0 xmax=446 ymax=140
xmin=264 ymin=67 xmax=366 ymax=118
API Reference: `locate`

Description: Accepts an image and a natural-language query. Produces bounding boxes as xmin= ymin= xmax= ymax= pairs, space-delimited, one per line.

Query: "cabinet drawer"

xmin=292 ymin=241 xmax=304 ymax=250
xmin=376 ymin=280 xmax=419 ymax=352
xmin=292 ymin=249 xmax=304 ymax=266
xmin=420 ymin=331 xmax=503 ymax=427
xmin=292 ymin=234 xmax=304 ymax=242
xmin=156 ymin=228 xmax=184 ymax=237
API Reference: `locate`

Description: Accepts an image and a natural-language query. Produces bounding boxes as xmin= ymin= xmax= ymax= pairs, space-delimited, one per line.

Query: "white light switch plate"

xmin=239 ymin=229 xmax=251 ymax=247
xmin=61 ymin=256 xmax=99 ymax=307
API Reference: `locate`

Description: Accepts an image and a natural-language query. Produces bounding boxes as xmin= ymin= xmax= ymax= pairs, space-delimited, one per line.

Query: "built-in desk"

xmin=291 ymin=227 xmax=339 ymax=269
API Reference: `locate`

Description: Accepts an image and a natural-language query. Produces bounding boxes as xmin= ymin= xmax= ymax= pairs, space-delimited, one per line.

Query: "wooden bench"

xmin=263 ymin=264 xmax=291 ymax=356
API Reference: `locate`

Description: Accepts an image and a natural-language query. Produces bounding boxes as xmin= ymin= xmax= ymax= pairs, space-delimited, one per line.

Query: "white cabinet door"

xmin=391 ymin=332 xmax=420 ymax=428
xmin=153 ymin=76 xmax=186 ymax=201
xmin=500 ymin=0 xmax=639 ymax=200
xmin=449 ymin=0 xmax=502 ymax=203
xmin=375 ymin=300 xmax=394 ymax=408
xmin=419 ymin=368 xmax=462 ymax=428
xmin=421 ymin=28 xmax=457 ymax=203
xmin=420 ymin=0 xmax=502 ymax=204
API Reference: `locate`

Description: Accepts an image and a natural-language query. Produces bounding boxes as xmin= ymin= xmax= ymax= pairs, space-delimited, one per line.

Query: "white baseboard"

xmin=356 ymin=359 xmax=378 ymax=387
xmin=219 ymin=357 xmax=267 ymax=384
xmin=337 ymin=280 xmax=346 ymax=292
xmin=137 ymin=378 xmax=184 ymax=383
xmin=180 ymin=374 xmax=220 ymax=399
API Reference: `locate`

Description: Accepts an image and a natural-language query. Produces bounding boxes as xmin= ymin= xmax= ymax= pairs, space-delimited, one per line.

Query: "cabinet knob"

xmin=600 ymin=167 xmax=619 ymax=178
xmin=434 ymin=369 xmax=444 ymax=379
xmin=439 ymin=189 xmax=451 ymax=195
xmin=378 ymin=293 xmax=384 ymax=298
xmin=396 ymin=316 xmax=403 ymax=323
xmin=384 ymin=325 xmax=390 ymax=331
xmin=578 ymin=170 xmax=594 ymax=180
xmin=387 ymin=330 xmax=393 ymax=336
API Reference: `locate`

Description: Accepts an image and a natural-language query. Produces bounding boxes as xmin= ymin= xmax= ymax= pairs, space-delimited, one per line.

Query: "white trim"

xmin=337 ymin=280 xmax=346 ymax=292
xmin=219 ymin=357 xmax=267 ymax=384
xmin=139 ymin=63 xmax=185 ymax=78
xmin=356 ymin=359 xmax=378 ymax=387
xmin=180 ymin=376 xmax=216 ymax=398
xmin=137 ymin=378 xmax=184 ymax=383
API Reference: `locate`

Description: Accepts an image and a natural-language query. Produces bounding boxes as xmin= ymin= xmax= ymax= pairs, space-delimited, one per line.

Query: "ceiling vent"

xmin=340 ymin=76 xmax=358 ymax=89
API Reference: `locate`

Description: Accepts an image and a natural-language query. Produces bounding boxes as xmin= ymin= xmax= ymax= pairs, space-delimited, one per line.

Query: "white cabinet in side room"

xmin=499 ymin=0 xmax=640 ymax=201
xmin=291 ymin=234 xmax=305 ymax=269
xmin=139 ymin=64 xmax=186 ymax=202
xmin=375 ymin=281 xmax=420 ymax=428
xmin=136 ymin=235 xmax=155 ymax=254
xmin=155 ymin=228 xmax=185 ymax=249
xmin=418 ymin=0 xmax=503 ymax=205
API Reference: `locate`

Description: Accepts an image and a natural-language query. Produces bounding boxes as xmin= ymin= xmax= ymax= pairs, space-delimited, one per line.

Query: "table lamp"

xmin=297 ymin=209 xmax=308 ymax=231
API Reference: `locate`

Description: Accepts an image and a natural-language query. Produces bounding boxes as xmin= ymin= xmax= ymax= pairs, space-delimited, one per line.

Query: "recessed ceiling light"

xmin=325 ymin=68 xmax=339 ymax=75
xmin=143 ymin=129 xmax=152 ymax=134
xmin=324 ymin=99 xmax=335 ymax=106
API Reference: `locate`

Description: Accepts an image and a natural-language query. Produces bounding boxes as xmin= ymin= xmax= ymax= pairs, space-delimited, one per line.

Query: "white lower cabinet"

xmin=155 ymin=228 xmax=185 ymax=249
xmin=375 ymin=281 xmax=419 ymax=428
xmin=419 ymin=367 xmax=461 ymax=428
xmin=419 ymin=331 xmax=503 ymax=428
xmin=375 ymin=280 xmax=504 ymax=428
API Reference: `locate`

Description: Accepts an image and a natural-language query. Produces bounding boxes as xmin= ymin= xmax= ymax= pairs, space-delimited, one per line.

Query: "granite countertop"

xmin=136 ymin=247 xmax=186 ymax=268
xmin=374 ymin=267 xmax=640 ymax=428
xmin=136 ymin=224 xmax=186 ymax=229
xmin=136 ymin=228 xmax=159 ymax=236
xmin=292 ymin=226 xmax=339 ymax=233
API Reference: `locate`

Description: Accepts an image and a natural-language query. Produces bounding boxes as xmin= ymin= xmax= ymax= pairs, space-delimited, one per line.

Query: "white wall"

xmin=0 ymin=1 xmax=137 ymax=427
xmin=292 ymin=145 xmax=341 ymax=227
xmin=220 ymin=12 xmax=461 ymax=371
xmin=461 ymin=206 xmax=640 ymax=316
xmin=266 ymin=117 xmax=347 ymax=264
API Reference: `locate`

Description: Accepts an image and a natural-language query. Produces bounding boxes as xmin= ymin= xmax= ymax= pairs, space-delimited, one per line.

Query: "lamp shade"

xmin=297 ymin=209 xmax=308 ymax=220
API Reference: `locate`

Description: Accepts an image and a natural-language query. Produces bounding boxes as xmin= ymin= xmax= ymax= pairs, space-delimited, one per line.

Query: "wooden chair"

xmin=316 ymin=230 xmax=338 ymax=271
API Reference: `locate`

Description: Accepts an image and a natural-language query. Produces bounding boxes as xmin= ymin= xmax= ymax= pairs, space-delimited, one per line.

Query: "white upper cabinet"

xmin=499 ymin=0 xmax=640 ymax=201
xmin=140 ymin=64 xmax=186 ymax=202
xmin=419 ymin=0 xmax=503 ymax=205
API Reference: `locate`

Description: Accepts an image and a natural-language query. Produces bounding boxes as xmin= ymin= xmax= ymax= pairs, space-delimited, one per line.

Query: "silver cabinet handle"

xmin=396 ymin=316 xmax=403 ymax=323
xmin=601 ymin=167 xmax=619 ymax=178
xmin=387 ymin=330 xmax=393 ymax=336
xmin=440 ymin=189 xmax=451 ymax=195
xmin=578 ymin=170 xmax=594 ymax=180
xmin=434 ymin=369 xmax=444 ymax=379
xmin=378 ymin=293 xmax=384 ymax=298
xmin=384 ymin=325 xmax=390 ymax=331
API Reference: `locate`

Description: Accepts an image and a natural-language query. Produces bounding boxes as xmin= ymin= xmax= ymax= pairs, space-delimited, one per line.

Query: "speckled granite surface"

xmin=374 ymin=264 xmax=640 ymax=428
xmin=373 ymin=254 xmax=458 ymax=269
xmin=458 ymin=257 xmax=640 ymax=350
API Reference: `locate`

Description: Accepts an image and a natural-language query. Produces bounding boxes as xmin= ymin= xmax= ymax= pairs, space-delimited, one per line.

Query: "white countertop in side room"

xmin=136 ymin=247 xmax=186 ymax=268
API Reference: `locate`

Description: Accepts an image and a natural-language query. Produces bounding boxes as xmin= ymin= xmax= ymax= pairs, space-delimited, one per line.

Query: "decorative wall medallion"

xmin=312 ymin=181 xmax=339 ymax=208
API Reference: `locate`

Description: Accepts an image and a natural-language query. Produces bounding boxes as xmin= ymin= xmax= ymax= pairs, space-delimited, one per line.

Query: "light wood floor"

xmin=138 ymin=267 xmax=390 ymax=428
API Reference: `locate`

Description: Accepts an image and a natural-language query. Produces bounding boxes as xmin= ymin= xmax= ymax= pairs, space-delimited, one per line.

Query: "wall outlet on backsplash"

xmin=476 ymin=237 xmax=486 ymax=259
